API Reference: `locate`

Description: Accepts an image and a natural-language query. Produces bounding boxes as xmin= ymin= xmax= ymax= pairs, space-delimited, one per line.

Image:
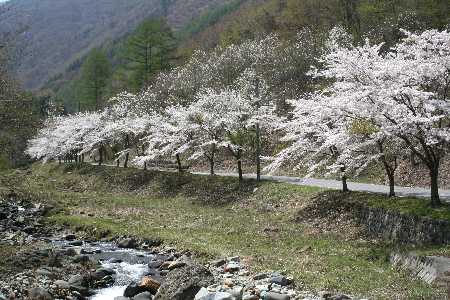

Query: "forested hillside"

xmin=182 ymin=0 xmax=449 ymax=50
xmin=0 ymin=0 xmax=229 ymax=90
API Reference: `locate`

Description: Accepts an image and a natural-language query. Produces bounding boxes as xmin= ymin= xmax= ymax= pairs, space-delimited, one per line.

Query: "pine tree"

xmin=123 ymin=19 xmax=176 ymax=90
xmin=80 ymin=48 xmax=111 ymax=110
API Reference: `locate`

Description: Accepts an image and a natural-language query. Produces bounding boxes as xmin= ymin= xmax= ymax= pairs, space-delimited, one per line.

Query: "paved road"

xmin=95 ymin=163 xmax=450 ymax=201
xmin=193 ymin=171 xmax=450 ymax=201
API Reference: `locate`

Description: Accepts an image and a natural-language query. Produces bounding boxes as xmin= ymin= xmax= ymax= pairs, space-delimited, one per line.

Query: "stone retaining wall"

xmin=355 ymin=205 xmax=450 ymax=245
xmin=390 ymin=252 xmax=450 ymax=288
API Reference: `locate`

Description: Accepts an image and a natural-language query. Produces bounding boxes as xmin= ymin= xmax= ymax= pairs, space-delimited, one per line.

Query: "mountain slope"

xmin=0 ymin=0 xmax=226 ymax=90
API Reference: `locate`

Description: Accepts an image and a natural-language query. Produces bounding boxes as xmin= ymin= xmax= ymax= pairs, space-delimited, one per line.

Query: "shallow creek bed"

xmin=0 ymin=236 xmax=353 ymax=300
xmin=0 ymin=194 xmax=354 ymax=300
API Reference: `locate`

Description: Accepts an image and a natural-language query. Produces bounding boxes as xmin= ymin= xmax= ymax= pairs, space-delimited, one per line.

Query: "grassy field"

xmin=1 ymin=163 xmax=449 ymax=299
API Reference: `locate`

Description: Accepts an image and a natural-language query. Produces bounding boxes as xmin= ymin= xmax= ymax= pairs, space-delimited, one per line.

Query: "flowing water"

xmin=90 ymin=259 xmax=149 ymax=300
xmin=53 ymin=240 xmax=166 ymax=300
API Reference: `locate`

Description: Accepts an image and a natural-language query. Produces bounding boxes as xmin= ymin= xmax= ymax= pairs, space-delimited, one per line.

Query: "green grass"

xmin=2 ymin=163 xmax=449 ymax=299
xmin=343 ymin=192 xmax=450 ymax=221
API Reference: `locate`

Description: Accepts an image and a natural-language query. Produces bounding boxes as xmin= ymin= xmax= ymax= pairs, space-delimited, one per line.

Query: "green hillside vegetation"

xmin=51 ymin=19 xmax=177 ymax=111
xmin=179 ymin=0 xmax=449 ymax=51
xmin=176 ymin=0 xmax=246 ymax=41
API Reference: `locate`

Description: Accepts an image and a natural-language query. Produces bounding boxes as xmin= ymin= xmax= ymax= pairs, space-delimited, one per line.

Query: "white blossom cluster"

xmin=266 ymin=28 xmax=450 ymax=205
xmin=26 ymin=28 xmax=450 ymax=204
xmin=26 ymin=36 xmax=283 ymax=177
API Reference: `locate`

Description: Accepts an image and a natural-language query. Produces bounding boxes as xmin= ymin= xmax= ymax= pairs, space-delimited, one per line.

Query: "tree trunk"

xmin=256 ymin=123 xmax=261 ymax=182
xmin=341 ymin=166 xmax=349 ymax=192
xmin=430 ymin=166 xmax=441 ymax=207
xmin=176 ymin=154 xmax=182 ymax=173
xmin=98 ymin=147 xmax=103 ymax=166
xmin=123 ymin=135 xmax=130 ymax=168
xmin=387 ymin=171 xmax=395 ymax=197
xmin=209 ymin=158 xmax=215 ymax=176
xmin=116 ymin=159 xmax=120 ymax=167
xmin=237 ymin=159 xmax=243 ymax=182
xmin=144 ymin=162 xmax=147 ymax=171
xmin=124 ymin=153 xmax=129 ymax=168
xmin=381 ymin=161 xmax=396 ymax=197
xmin=58 ymin=158 xmax=61 ymax=165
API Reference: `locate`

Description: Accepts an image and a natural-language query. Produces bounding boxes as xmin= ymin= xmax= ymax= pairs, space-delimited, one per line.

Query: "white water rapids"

xmin=90 ymin=260 xmax=149 ymax=300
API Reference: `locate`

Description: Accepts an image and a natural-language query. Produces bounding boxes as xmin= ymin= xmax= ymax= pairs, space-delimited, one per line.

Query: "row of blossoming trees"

xmin=27 ymin=27 xmax=450 ymax=206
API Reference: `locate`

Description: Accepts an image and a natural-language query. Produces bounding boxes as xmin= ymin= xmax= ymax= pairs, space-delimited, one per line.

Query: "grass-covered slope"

xmin=2 ymin=163 xmax=449 ymax=299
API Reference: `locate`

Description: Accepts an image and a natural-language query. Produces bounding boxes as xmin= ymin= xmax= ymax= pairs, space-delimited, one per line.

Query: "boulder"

xmin=195 ymin=291 xmax=235 ymax=300
xmin=194 ymin=288 xmax=209 ymax=299
xmin=65 ymin=234 xmax=77 ymax=241
xmin=36 ymin=268 xmax=55 ymax=277
xmin=140 ymin=276 xmax=161 ymax=294
xmin=93 ymin=267 xmax=116 ymax=280
xmin=224 ymin=262 xmax=240 ymax=273
xmin=168 ymin=260 xmax=186 ymax=270
xmin=73 ymin=255 xmax=90 ymax=264
xmin=28 ymin=288 xmax=53 ymax=300
xmin=81 ymin=248 xmax=95 ymax=254
xmin=229 ymin=286 xmax=243 ymax=299
xmin=153 ymin=259 xmax=214 ymax=300
xmin=109 ymin=258 xmax=123 ymax=263
xmin=68 ymin=274 xmax=89 ymax=287
xmin=124 ymin=282 xmax=147 ymax=298
xmin=228 ymin=256 xmax=240 ymax=262
xmin=63 ymin=248 xmax=78 ymax=256
xmin=55 ymin=280 xmax=70 ymax=289
xmin=159 ymin=261 xmax=172 ymax=270
xmin=118 ymin=238 xmax=138 ymax=249
xmin=252 ymin=273 xmax=268 ymax=280
xmin=142 ymin=238 xmax=162 ymax=248
xmin=148 ymin=260 xmax=164 ymax=269
xmin=270 ymin=275 xmax=291 ymax=286
xmin=133 ymin=291 xmax=153 ymax=300
xmin=210 ymin=259 xmax=226 ymax=267
xmin=69 ymin=240 xmax=83 ymax=246
xmin=68 ymin=274 xmax=89 ymax=295
xmin=265 ymin=292 xmax=290 ymax=300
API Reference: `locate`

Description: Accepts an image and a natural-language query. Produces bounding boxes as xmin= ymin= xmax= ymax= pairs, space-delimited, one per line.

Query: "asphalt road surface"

xmin=193 ymin=171 xmax=450 ymax=201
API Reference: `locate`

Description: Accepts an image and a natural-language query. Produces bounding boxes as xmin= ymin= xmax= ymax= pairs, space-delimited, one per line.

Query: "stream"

xmin=52 ymin=240 xmax=168 ymax=299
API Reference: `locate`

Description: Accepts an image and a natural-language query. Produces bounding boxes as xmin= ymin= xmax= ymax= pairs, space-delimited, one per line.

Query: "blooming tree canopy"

xmin=268 ymin=28 xmax=450 ymax=204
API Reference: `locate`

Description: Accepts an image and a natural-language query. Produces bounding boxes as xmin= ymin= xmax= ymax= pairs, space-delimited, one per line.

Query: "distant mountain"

xmin=0 ymin=0 xmax=226 ymax=90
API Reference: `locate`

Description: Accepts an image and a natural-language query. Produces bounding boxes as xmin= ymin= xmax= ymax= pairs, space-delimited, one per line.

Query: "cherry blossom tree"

xmin=26 ymin=112 xmax=103 ymax=163
xmin=133 ymin=105 xmax=192 ymax=172
xmin=102 ymin=92 xmax=154 ymax=168
xmin=185 ymin=89 xmax=251 ymax=176
xmin=324 ymin=28 xmax=450 ymax=205
xmin=269 ymin=27 xmax=450 ymax=205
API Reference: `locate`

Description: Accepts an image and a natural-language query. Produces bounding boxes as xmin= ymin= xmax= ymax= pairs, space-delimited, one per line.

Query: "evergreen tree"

xmin=123 ymin=18 xmax=176 ymax=90
xmin=80 ymin=48 xmax=111 ymax=110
